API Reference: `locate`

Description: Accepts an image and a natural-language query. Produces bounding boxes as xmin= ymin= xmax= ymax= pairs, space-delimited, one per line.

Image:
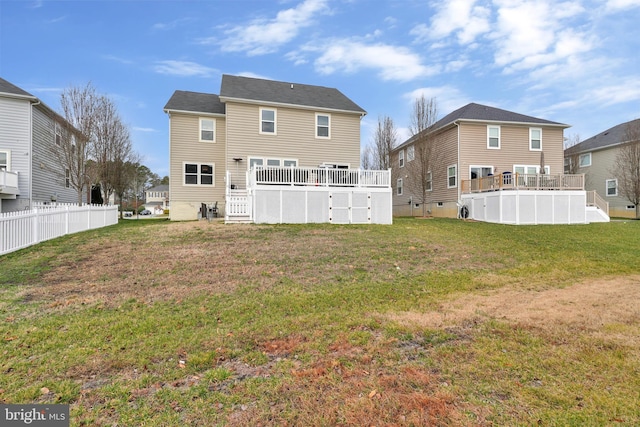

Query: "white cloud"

xmin=605 ymin=0 xmax=640 ymax=11
xmin=308 ymin=40 xmax=438 ymax=81
xmin=219 ymin=0 xmax=330 ymax=56
xmin=491 ymin=1 xmax=591 ymax=73
xmin=133 ymin=127 xmax=156 ymax=133
xmin=411 ymin=0 xmax=490 ymax=45
xmin=153 ymin=60 xmax=217 ymax=77
xmin=403 ymin=86 xmax=470 ymax=117
xmin=151 ymin=18 xmax=191 ymax=31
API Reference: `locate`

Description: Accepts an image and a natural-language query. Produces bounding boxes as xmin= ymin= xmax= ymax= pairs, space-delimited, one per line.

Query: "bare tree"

xmin=612 ymin=120 xmax=640 ymax=218
xmin=56 ymin=83 xmax=100 ymax=205
xmin=564 ymin=133 xmax=581 ymax=174
xmin=92 ymin=95 xmax=136 ymax=205
xmin=404 ymin=95 xmax=442 ymax=216
xmin=366 ymin=116 xmax=397 ymax=170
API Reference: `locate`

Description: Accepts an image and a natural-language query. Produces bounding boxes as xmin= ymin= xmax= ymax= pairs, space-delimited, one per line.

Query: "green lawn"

xmin=1 ymin=218 xmax=639 ymax=426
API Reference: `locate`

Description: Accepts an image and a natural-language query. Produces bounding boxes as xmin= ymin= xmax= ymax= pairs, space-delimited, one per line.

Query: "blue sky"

xmin=1 ymin=0 xmax=639 ymax=177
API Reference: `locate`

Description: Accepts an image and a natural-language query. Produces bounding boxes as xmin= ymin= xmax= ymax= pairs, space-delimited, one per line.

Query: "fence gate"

xmin=329 ymin=191 xmax=371 ymax=224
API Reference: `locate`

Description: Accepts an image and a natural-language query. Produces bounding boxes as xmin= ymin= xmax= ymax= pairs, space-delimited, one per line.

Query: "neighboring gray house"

xmin=0 ymin=77 xmax=79 ymax=213
xmin=565 ymin=118 xmax=640 ymax=219
xmin=164 ymin=74 xmax=391 ymax=224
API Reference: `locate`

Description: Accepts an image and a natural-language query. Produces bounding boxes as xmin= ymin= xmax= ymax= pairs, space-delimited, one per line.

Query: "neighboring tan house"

xmin=164 ymin=74 xmax=392 ymax=224
xmin=144 ymin=184 xmax=169 ymax=214
xmin=392 ymin=102 xmax=569 ymax=217
xmin=564 ymin=118 xmax=640 ymax=219
xmin=0 ymin=77 xmax=79 ymax=213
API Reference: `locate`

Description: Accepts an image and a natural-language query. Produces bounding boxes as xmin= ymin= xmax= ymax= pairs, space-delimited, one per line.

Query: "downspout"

xmin=29 ymin=99 xmax=41 ymax=209
xmin=455 ymin=120 xmax=461 ymax=205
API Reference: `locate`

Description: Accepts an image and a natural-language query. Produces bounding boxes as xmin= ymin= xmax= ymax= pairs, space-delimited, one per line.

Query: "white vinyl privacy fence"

xmin=0 ymin=203 xmax=119 ymax=256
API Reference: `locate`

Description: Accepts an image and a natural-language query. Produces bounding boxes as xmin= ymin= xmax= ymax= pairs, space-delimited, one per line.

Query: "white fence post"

xmin=1 ymin=204 xmax=119 ymax=256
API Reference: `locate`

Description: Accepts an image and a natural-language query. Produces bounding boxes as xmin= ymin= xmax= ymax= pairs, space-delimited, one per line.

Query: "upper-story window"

xmin=407 ymin=145 xmax=415 ymax=162
xmin=55 ymin=123 xmax=62 ymax=145
xmin=0 ymin=151 xmax=9 ymax=170
xmin=579 ymin=153 xmax=591 ymax=167
xmin=487 ymin=125 xmax=500 ymax=149
xmin=199 ymin=118 xmax=215 ymax=142
xmin=448 ymin=164 xmax=457 ymax=188
xmin=399 ymin=149 xmax=405 ymax=168
xmin=530 ymin=128 xmax=542 ymax=150
xmin=260 ymin=108 xmax=277 ymax=134
xmin=316 ymin=113 xmax=330 ymax=138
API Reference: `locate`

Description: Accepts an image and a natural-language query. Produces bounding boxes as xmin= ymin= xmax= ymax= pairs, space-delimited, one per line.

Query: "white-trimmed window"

xmin=184 ymin=162 xmax=214 ymax=186
xmin=530 ymin=128 xmax=542 ymax=150
xmin=407 ymin=145 xmax=415 ymax=162
xmin=260 ymin=108 xmax=277 ymax=134
xmin=426 ymin=170 xmax=432 ymax=191
xmin=248 ymin=157 xmax=297 ymax=169
xmin=487 ymin=125 xmax=500 ymax=149
xmin=606 ymin=179 xmax=618 ymax=196
xmin=579 ymin=153 xmax=591 ymax=167
xmin=396 ymin=178 xmax=403 ymax=195
xmin=199 ymin=118 xmax=215 ymax=142
xmin=626 ymin=205 xmax=636 ymax=211
xmin=514 ymin=165 xmax=550 ymax=174
xmin=316 ymin=113 xmax=330 ymax=138
xmin=0 ymin=150 xmax=9 ymax=170
xmin=447 ymin=164 xmax=457 ymax=188
xmin=65 ymin=169 xmax=70 ymax=188
xmin=55 ymin=123 xmax=62 ymax=145
xmin=399 ymin=149 xmax=405 ymax=168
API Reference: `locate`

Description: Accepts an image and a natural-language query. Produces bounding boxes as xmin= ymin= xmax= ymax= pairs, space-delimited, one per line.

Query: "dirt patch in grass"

xmin=18 ymin=221 xmax=465 ymax=310
xmin=388 ymin=275 xmax=640 ymax=342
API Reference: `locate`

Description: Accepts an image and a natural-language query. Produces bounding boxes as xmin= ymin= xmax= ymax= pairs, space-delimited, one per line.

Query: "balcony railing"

xmin=461 ymin=173 xmax=585 ymax=194
xmin=0 ymin=169 xmax=19 ymax=195
xmin=248 ymin=166 xmax=391 ymax=188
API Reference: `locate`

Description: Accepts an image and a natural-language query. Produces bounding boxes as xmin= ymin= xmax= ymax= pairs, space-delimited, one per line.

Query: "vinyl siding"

xmin=224 ymin=102 xmax=361 ymax=187
xmin=31 ymin=106 xmax=79 ymax=205
xmin=0 ymin=96 xmax=30 ymax=211
xmin=392 ymin=126 xmax=459 ymax=217
xmin=169 ymin=112 xmax=226 ymax=220
xmin=458 ymin=123 xmax=564 ymax=180
xmin=579 ymin=147 xmax=635 ymax=218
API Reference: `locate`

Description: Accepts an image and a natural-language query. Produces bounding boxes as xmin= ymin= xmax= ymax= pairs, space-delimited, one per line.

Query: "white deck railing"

xmin=248 ymin=166 xmax=391 ymax=188
xmin=462 ymin=173 xmax=585 ymax=193
xmin=0 ymin=203 xmax=118 ymax=256
xmin=0 ymin=169 xmax=19 ymax=193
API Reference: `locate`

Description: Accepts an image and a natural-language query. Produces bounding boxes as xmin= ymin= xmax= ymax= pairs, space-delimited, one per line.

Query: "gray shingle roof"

xmin=565 ymin=118 xmax=640 ymax=154
xmin=147 ymin=184 xmax=169 ymax=192
xmin=219 ymin=74 xmax=366 ymax=114
xmin=434 ymin=102 xmax=567 ymax=129
xmin=163 ymin=90 xmax=225 ymax=115
xmin=0 ymin=77 xmax=36 ymax=98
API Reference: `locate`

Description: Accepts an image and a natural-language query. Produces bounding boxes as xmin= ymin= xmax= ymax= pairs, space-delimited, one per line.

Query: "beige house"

xmin=144 ymin=184 xmax=169 ymax=214
xmin=564 ymin=119 xmax=640 ymax=219
xmin=392 ymin=103 xmax=570 ymax=219
xmin=164 ymin=75 xmax=374 ymax=222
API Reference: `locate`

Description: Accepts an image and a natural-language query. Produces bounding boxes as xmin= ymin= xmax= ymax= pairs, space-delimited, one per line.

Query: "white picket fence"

xmin=0 ymin=203 xmax=119 ymax=256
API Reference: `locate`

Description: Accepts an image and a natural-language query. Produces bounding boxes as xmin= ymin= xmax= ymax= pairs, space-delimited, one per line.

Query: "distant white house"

xmin=145 ymin=184 xmax=169 ymax=214
xmin=0 ymin=77 xmax=81 ymax=213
